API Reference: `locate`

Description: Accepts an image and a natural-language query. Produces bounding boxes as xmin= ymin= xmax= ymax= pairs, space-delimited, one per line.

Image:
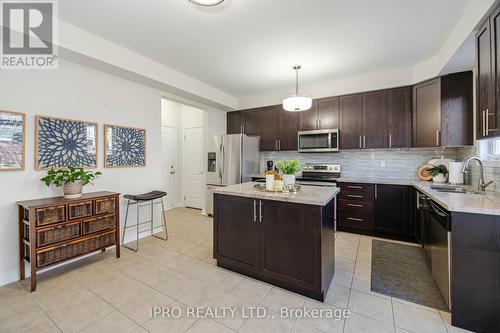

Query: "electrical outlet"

xmin=380 ymin=160 xmax=386 ymax=168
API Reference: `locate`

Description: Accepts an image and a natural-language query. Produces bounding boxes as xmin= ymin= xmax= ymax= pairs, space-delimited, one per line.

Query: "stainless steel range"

xmin=297 ymin=163 xmax=341 ymax=187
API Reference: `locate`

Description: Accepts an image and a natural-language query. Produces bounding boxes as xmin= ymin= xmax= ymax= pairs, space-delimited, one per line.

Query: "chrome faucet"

xmin=461 ymin=156 xmax=493 ymax=192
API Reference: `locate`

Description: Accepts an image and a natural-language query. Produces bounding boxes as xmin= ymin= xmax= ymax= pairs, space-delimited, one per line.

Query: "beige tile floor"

xmin=0 ymin=207 xmax=472 ymax=333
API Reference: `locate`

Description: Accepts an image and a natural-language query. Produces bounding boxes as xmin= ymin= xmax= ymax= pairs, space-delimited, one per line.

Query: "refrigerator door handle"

xmin=220 ymin=145 xmax=225 ymax=179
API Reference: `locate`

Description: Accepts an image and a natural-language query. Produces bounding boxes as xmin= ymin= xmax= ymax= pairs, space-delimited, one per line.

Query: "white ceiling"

xmin=60 ymin=0 xmax=472 ymax=98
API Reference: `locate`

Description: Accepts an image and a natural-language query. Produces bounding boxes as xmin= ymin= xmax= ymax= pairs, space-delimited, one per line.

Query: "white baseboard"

xmin=0 ymin=225 xmax=166 ymax=288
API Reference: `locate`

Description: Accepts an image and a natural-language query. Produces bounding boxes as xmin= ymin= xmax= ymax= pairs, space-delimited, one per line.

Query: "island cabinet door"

xmin=259 ymin=200 xmax=321 ymax=293
xmin=215 ymin=195 xmax=259 ymax=273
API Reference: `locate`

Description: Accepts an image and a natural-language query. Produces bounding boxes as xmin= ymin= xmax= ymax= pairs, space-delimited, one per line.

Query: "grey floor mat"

xmin=370 ymin=240 xmax=448 ymax=311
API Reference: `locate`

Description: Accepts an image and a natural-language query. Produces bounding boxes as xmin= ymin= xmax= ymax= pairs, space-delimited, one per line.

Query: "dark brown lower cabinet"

xmin=451 ymin=212 xmax=500 ymax=333
xmin=374 ymin=184 xmax=413 ymax=238
xmin=214 ymin=194 xmax=335 ymax=301
xmin=337 ymin=182 xmax=415 ymax=242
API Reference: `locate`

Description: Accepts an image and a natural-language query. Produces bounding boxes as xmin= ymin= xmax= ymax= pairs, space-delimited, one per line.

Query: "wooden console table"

xmin=17 ymin=191 xmax=120 ymax=291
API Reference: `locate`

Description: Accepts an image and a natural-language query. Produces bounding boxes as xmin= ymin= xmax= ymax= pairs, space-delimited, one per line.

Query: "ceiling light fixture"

xmin=282 ymin=65 xmax=312 ymax=112
xmin=189 ymin=0 xmax=224 ymax=6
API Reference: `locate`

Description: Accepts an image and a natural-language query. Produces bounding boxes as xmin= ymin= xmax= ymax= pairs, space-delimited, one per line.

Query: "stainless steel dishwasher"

xmin=428 ymin=200 xmax=452 ymax=310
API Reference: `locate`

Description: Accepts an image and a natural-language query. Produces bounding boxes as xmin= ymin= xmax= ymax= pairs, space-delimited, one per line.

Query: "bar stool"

xmin=122 ymin=190 xmax=168 ymax=252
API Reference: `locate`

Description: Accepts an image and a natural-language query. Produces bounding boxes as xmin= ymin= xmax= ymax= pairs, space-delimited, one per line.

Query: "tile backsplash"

xmin=261 ymin=146 xmax=500 ymax=192
xmin=261 ymin=148 xmax=459 ymax=180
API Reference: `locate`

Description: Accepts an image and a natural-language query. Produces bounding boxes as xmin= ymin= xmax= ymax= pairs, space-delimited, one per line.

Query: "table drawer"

xmin=37 ymin=231 xmax=115 ymax=267
xmin=82 ymin=214 xmax=116 ymax=235
xmin=95 ymin=197 xmax=116 ymax=215
xmin=36 ymin=221 xmax=80 ymax=247
xmin=36 ymin=205 xmax=66 ymax=226
xmin=68 ymin=201 xmax=93 ymax=220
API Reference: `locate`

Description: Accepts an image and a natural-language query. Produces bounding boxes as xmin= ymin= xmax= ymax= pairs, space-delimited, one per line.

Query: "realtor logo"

xmin=1 ymin=0 xmax=58 ymax=69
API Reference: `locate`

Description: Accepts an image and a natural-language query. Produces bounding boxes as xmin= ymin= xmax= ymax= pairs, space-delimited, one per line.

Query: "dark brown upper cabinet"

xmin=413 ymin=78 xmax=442 ymax=147
xmin=259 ymin=106 xmax=281 ymax=151
xmin=363 ymin=90 xmax=388 ymax=149
xmin=227 ymin=111 xmax=242 ymax=134
xmin=340 ymin=94 xmax=364 ymax=149
xmin=388 ymin=87 xmax=412 ymax=148
xmin=226 ymin=109 xmax=260 ymax=135
xmin=413 ymin=72 xmax=473 ymax=147
xmin=299 ymin=98 xmax=339 ymax=131
xmin=476 ymin=7 xmax=500 ymax=139
xmin=279 ymin=107 xmax=300 ymax=150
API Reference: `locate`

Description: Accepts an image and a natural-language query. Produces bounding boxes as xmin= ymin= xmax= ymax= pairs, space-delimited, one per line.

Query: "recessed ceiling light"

xmin=189 ymin=0 xmax=224 ymax=6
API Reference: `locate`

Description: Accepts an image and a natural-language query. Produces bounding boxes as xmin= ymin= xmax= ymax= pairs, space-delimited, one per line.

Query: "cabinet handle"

xmin=347 ymin=217 xmax=363 ymax=222
xmin=359 ymin=136 xmax=362 ymax=149
xmin=278 ymin=140 xmax=281 ymax=151
xmin=259 ymin=201 xmax=263 ymax=222
xmin=347 ymin=185 xmax=363 ymax=189
xmin=389 ymin=134 xmax=392 ymax=148
xmin=347 ymin=194 xmax=363 ymax=198
xmin=253 ymin=200 xmax=257 ymax=222
xmin=483 ymin=110 xmax=486 ymax=136
xmin=347 ymin=203 xmax=363 ymax=208
xmin=436 ymin=130 xmax=440 ymax=146
xmin=363 ymin=135 xmax=366 ymax=149
xmin=375 ymin=184 xmax=378 ymax=199
xmin=486 ymin=109 xmax=489 ymax=134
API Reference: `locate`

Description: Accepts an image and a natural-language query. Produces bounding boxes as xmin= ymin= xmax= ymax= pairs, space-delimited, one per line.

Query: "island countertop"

xmin=212 ymin=182 xmax=340 ymax=206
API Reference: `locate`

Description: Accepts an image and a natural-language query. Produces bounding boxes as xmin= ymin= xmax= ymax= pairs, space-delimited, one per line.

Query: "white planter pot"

xmin=282 ymin=174 xmax=296 ymax=187
xmin=432 ymin=173 xmax=447 ymax=183
xmin=63 ymin=180 xmax=83 ymax=198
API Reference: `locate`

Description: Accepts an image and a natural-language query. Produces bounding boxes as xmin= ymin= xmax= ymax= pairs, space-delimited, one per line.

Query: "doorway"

xmin=183 ymin=127 xmax=203 ymax=208
xmin=161 ymin=126 xmax=177 ymax=208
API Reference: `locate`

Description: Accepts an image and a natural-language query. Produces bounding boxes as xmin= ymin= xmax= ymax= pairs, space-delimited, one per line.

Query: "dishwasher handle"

xmin=429 ymin=200 xmax=451 ymax=231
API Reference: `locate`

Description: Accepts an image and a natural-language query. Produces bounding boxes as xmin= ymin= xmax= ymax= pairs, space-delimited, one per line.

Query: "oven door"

xmin=298 ymin=130 xmax=338 ymax=152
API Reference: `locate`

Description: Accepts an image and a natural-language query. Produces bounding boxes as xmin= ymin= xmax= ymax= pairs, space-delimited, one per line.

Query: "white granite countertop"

xmin=212 ymin=182 xmax=340 ymax=206
xmin=335 ymin=176 xmax=500 ymax=216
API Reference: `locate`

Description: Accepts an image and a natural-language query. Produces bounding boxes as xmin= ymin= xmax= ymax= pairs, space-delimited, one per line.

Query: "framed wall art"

xmin=104 ymin=124 xmax=146 ymax=168
xmin=35 ymin=115 xmax=98 ymax=170
xmin=0 ymin=110 xmax=25 ymax=171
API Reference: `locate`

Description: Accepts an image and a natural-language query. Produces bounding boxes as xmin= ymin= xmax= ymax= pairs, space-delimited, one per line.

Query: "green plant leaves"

xmin=276 ymin=160 xmax=301 ymax=175
xmin=40 ymin=168 xmax=102 ymax=187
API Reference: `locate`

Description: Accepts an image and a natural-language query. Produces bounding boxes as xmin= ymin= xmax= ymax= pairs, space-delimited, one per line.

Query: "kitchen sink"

xmin=429 ymin=185 xmax=482 ymax=194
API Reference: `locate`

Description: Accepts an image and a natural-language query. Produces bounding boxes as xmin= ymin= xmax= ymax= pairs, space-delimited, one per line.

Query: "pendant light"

xmin=282 ymin=65 xmax=312 ymax=112
xmin=189 ymin=0 xmax=224 ymax=6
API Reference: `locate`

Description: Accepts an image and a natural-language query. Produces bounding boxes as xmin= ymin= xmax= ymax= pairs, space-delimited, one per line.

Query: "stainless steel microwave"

xmin=298 ymin=129 xmax=339 ymax=152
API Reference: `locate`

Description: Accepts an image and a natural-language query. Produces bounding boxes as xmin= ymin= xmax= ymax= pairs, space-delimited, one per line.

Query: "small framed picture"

xmin=35 ymin=115 xmax=98 ymax=170
xmin=0 ymin=110 xmax=25 ymax=171
xmin=104 ymin=124 xmax=146 ymax=168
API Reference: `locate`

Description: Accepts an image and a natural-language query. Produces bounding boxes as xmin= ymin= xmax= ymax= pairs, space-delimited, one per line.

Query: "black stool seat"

xmin=124 ymin=191 xmax=167 ymax=202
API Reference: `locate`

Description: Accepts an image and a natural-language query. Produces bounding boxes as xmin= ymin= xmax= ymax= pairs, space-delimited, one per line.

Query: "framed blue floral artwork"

xmin=0 ymin=110 xmax=25 ymax=171
xmin=104 ymin=124 xmax=146 ymax=168
xmin=35 ymin=115 xmax=98 ymax=170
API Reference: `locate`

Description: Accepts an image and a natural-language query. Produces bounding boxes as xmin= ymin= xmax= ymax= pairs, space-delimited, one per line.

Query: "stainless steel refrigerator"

xmin=206 ymin=134 xmax=260 ymax=215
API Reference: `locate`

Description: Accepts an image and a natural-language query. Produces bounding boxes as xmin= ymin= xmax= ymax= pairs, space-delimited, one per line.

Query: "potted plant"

xmin=41 ymin=167 xmax=102 ymax=198
xmin=276 ymin=160 xmax=301 ymax=187
xmin=429 ymin=164 xmax=448 ymax=183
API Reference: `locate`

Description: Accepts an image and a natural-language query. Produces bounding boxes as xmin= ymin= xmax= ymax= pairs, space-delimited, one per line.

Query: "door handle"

xmin=347 ymin=217 xmax=363 ymax=222
xmin=347 ymin=203 xmax=363 ymax=208
xmin=347 ymin=194 xmax=363 ymax=198
xmin=359 ymin=136 xmax=362 ymax=149
xmin=363 ymin=135 xmax=366 ymax=149
xmin=389 ymin=134 xmax=392 ymax=148
xmin=253 ymin=200 xmax=257 ymax=222
xmin=259 ymin=201 xmax=263 ymax=222
xmin=278 ymin=140 xmax=281 ymax=151
xmin=436 ymin=130 xmax=440 ymax=146
xmin=375 ymin=184 xmax=378 ymax=199
xmin=347 ymin=185 xmax=363 ymax=189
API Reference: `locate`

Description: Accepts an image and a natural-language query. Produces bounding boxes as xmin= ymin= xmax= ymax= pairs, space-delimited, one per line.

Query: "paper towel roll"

xmin=448 ymin=162 xmax=464 ymax=185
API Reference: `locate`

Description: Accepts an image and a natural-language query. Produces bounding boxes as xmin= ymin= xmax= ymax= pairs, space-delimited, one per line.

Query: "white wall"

xmin=0 ymin=59 xmax=165 ymax=285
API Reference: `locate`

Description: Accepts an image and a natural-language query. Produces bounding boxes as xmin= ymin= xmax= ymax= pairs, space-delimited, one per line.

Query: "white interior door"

xmin=161 ymin=126 xmax=177 ymax=208
xmin=183 ymin=127 xmax=202 ymax=209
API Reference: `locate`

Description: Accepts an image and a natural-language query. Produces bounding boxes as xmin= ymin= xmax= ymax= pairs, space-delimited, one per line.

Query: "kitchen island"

xmin=212 ymin=182 xmax=340 ymax=301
